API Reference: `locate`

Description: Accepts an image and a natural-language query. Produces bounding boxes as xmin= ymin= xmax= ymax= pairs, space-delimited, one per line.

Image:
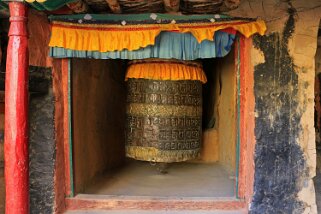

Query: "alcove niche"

xmin=71 ymin=47 xmax=237 ymax=198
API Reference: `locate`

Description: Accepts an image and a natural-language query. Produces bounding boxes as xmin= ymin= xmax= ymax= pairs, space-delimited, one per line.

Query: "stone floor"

xmin=85 ymin=161 xmax=235 ymax=197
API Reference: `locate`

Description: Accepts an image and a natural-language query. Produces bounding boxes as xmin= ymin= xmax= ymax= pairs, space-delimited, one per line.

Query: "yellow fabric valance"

xmin=125 ymin=59 xmax=207 ymax=83
xmin=49 ymin=20 xmax=266 ymax=52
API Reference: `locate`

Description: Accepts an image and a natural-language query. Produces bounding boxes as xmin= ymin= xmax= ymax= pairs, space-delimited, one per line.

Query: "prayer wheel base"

xmin=126 ymin=146 xmax=201 ymax=163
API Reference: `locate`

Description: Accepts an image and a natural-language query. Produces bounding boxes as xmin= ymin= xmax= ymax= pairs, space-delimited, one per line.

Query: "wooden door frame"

xmin=53 ymin=35 xmax=256 ymax=212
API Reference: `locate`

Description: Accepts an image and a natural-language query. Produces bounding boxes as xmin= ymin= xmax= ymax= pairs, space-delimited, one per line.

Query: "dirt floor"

xmin=315 ymin=172 xmax=321 ymax=213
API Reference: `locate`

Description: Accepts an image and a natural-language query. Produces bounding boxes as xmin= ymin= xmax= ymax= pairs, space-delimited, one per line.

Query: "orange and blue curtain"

xmin=50 ymin=31 xmax=236 ymax=60
xmin=48 ymin=14 xmax=266 ymax=60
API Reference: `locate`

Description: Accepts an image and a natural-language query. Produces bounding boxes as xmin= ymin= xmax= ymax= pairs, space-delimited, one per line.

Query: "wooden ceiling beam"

xmin=163 ymin=0 xmax=180 ymax=13
xmin=105 ymin=0 xmax=121 ymax=14
xmin=67 ymin=0 xmax=90 ymax=14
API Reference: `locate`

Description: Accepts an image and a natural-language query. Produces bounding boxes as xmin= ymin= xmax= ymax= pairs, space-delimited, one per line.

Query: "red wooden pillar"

xmin=4 ymin=1 xmax=29 ymax=214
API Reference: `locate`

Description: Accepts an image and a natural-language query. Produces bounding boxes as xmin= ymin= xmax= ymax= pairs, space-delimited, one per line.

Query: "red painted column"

xmin=4 ymin=2 xmax=29 ymax=214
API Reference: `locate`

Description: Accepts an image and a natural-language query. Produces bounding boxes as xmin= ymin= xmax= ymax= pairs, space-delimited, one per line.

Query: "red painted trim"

xmin=62 ymin=59 xmax=73 ymax=197
xmin=237 ymin=36 xmax=245 ymax=199
xmin=237 ymin=36 xmax=255 ymax=207
xmin=4 ymin=2 xmax=29 ymax=214
xmin=53 ymin=59 xmax=67 ymax=213
xmin=66 ymin=196 xmax=246 ymax=211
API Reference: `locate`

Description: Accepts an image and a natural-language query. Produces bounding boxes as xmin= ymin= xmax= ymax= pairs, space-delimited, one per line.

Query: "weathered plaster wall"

xmin=315 ymin=37 xmax=321 ymax=173
xmin=227 ymin=1 xmax=321 ymax=213
xmin=28 ymin=9 xmax=52 ymax=68
xmin=316 ymin=38 xmax=321 ymax=75
xmin=217 ymin=50 xmax=237 ymax=172
xmin=199 ymin=54 xmax=236 ymax=169
xmin=72 ymin=59 xmax=127 ymax=193
xmin=200 ymin=129 xmax=219 ymax=162
xmin=251 ymin=13 xmax=308 ymax=214
xmin=201 ymin=59 xmax=220 ymax=162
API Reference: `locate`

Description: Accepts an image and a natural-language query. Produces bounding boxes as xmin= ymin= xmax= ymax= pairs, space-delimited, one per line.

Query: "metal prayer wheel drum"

xmin=125 ymin=59 xmax=206 ymax=163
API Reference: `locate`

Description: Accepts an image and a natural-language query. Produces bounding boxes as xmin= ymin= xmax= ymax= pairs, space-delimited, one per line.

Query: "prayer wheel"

xmin=125 ymin=59 xmax=207 ymax=163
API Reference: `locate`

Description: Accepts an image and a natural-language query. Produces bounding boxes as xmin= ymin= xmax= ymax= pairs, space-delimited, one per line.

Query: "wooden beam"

xmin=66 ymin=0 xmax=89 ymax=14
xmin=105 ymin=0 xmax=121 ymax=14
xmin=163 ymin=0 xmax=180 ymax=13
xmin=66 ymin=195 xmax=246 ymax=211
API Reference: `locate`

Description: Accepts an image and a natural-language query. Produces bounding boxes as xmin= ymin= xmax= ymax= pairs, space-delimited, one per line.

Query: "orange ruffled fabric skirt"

xmin=125 ymin=59 xmax=207 ymax=83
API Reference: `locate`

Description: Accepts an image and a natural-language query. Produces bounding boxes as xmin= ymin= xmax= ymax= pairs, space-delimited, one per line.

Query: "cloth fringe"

xmin=125 ymin=59 xmax=207 ymax=83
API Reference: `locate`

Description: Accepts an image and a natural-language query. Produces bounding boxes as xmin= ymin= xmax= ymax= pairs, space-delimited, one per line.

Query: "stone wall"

xmin=29 ymin=67 xmax=55 ymax=213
